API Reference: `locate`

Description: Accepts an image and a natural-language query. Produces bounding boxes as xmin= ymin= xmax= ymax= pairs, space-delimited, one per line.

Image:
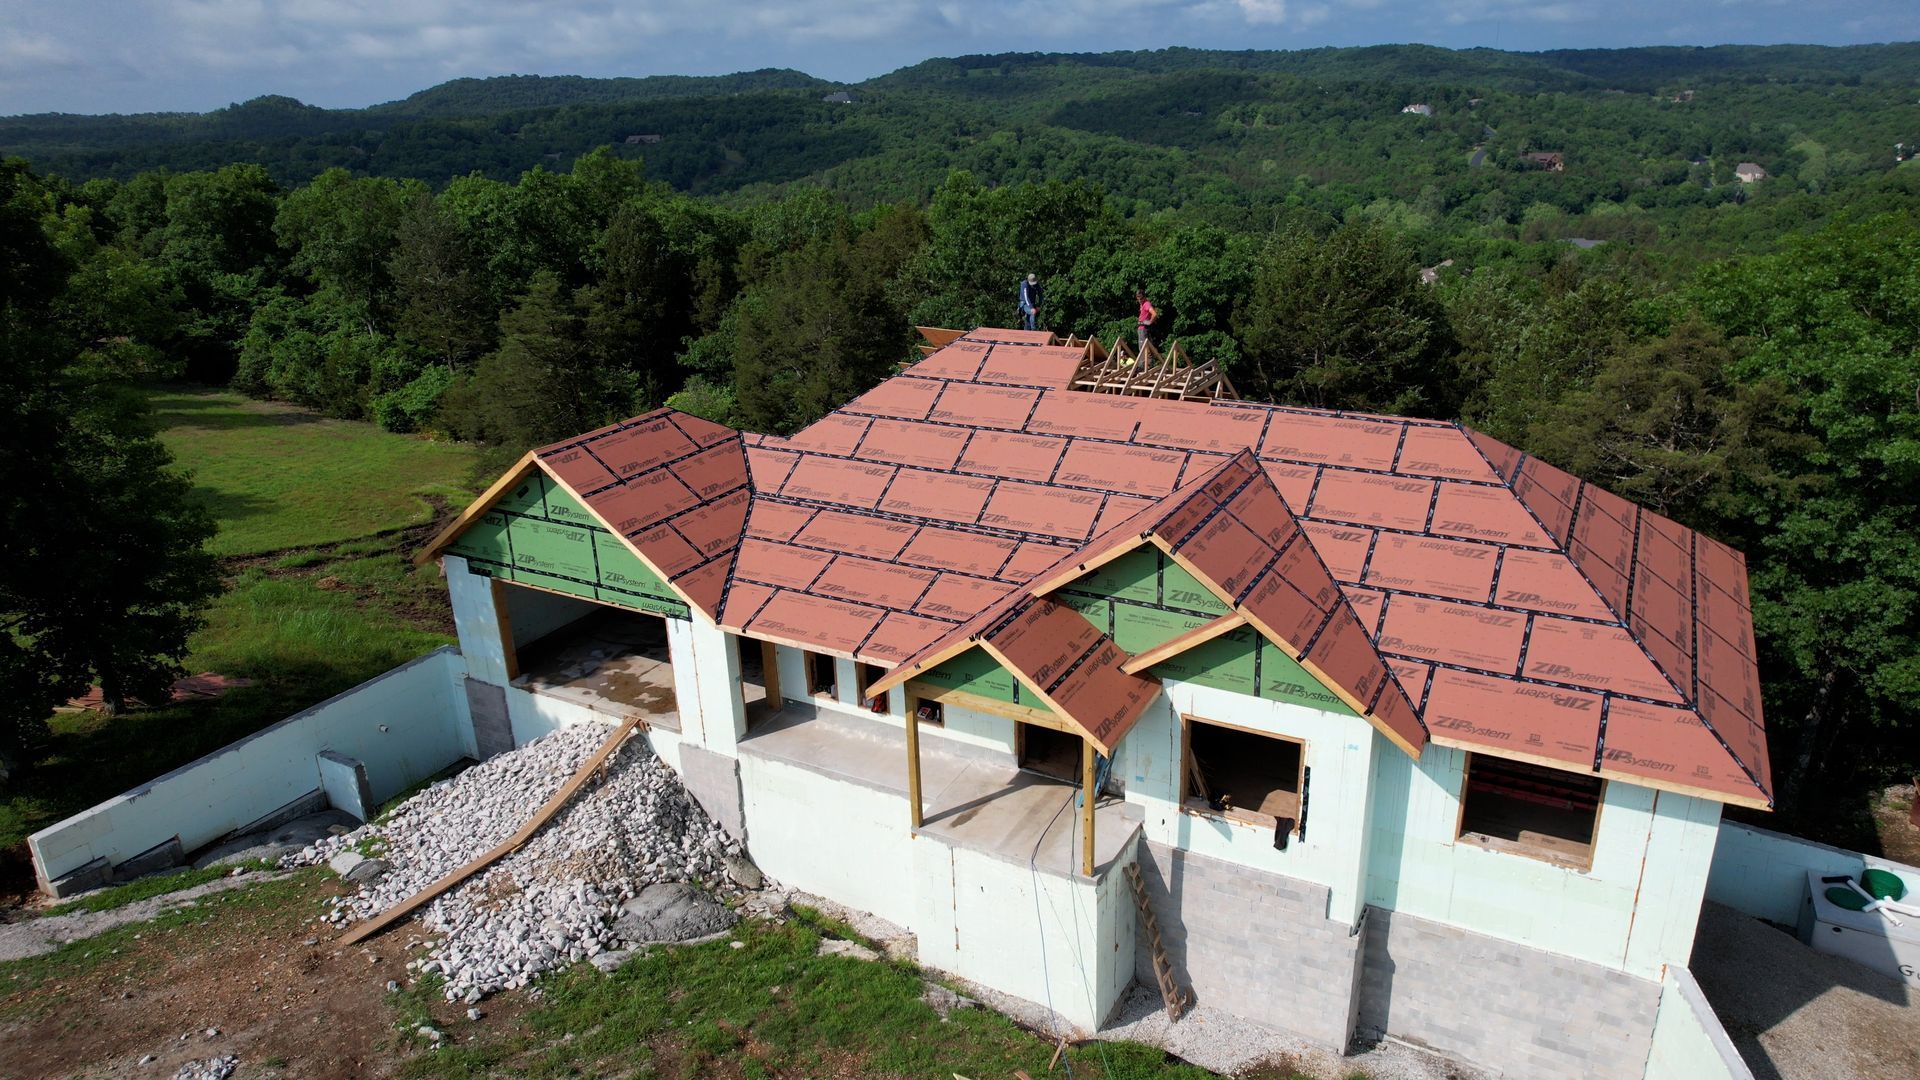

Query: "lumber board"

xmin=1119 ymin=615 xmax=1246 ymax=675
xmin=414 ymin=451 xmax=539 ymax=566
xmin=338 ymin=714 xmax=647 ymax=945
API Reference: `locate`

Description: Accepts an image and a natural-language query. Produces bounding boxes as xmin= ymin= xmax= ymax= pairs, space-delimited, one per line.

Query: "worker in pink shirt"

xmin=1135 ymin=289 xmax=1158 ymax=355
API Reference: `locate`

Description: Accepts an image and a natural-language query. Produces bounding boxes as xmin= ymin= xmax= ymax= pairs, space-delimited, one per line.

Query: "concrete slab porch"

xmin=738 ymin=705 xmax=1139 ymax=879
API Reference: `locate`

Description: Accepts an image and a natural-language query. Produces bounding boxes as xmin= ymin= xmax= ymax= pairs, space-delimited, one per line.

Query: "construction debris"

xmin=283 ymin=724 xmax=748 ymax=1001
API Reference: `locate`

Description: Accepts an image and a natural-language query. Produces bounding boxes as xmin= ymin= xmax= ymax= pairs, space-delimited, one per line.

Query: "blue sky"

xmin=3 ymin=1 xmax=1914 ymax=115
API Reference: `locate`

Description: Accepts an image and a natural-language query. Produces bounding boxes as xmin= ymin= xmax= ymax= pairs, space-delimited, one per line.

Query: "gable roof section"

xmin=421 ymin=328 xmax=1769 ymax=809
xmin=418 ymin=408 xmax=749 ymax=620
xmin=1016 ymin=450 xmax=1427 ymax=757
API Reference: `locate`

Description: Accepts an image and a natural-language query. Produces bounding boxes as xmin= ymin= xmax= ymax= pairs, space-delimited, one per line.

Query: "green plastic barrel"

xmin=1862 ymin=867 xmax=1908 ymax=901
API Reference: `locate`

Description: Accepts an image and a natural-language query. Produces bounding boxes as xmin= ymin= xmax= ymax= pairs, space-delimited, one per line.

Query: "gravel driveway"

xmin=1692 ymin=901 xmax=1920 ymax=1080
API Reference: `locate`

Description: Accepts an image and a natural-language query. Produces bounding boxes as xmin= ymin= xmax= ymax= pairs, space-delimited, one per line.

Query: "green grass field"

xmin=0 ymin=388 xmax=485 ymax=853
xmin=149 ymin=387 xmax=483 ymax=556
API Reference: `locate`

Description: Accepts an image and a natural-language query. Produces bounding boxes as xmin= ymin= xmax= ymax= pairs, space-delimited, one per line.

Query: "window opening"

xmin=1185 ymin=718 xmax=1305 ymax=836
xmin=857 ymin=663 xmax=891 ymax=714
xmin=1019 ymin=723 xmax=1081 ymax=783
xmin=806 ymin=651 xmax=837 ymax=696
xmin=1456 ymin=754 xmax=1602 ymax=870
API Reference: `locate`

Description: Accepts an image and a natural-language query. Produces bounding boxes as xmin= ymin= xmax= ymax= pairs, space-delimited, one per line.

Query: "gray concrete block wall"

xmin=1134 ymin=841 xmax=1363 ymax=1048
xmin=678 ymin=743 xmax=746 ymax=842
xmin=1358 ymin=907 xmax=1661 ymax=1079
xmin=464 ymin=678 xmax=513 ymax=758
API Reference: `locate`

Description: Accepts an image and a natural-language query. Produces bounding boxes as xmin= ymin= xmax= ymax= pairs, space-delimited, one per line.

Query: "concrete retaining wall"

xmin=1134 ymin=841 xmax=1362 ymax=1047
xmin=1706 ymin=820 xmax=1881 ymax=926
xmin=1645 ymin=965 xmax=1753 ymax=1080
xmin=30 ymin=647 xmax=473 ymax=893
xmin=1358 ymin=906 xmax=1661 ymax=1078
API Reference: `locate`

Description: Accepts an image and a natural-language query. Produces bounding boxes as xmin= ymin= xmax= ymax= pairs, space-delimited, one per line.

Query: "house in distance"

xmin=418 ymin=326 xmax=1770 ymax=1079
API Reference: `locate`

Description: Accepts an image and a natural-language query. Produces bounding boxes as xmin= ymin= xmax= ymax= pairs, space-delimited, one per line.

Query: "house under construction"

xmin=413 ymin=326 xmax=1770 ymax=1078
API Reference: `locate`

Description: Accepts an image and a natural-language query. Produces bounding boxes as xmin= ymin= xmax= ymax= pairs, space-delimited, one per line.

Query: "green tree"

xmin=1233 ymin=222 xmax=1461 ymax=414
xmin=0 ymin=161 xmax=220 ymax=774
xmin=733 ymin=222 xmax=919 ymax=435
xmin=1691 ymin=215 xmax=1920 ymax=815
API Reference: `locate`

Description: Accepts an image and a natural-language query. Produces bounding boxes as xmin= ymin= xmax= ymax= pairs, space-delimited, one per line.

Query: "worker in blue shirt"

xmin=1018 ymin=273 xmax=1044 ymax=331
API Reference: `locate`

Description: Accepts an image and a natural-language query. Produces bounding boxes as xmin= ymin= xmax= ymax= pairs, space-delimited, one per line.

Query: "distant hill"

xmin=368 ymin=69 xmax=834 ymax=117
xmin=3 ymin=42 xmax=1916 ymax=218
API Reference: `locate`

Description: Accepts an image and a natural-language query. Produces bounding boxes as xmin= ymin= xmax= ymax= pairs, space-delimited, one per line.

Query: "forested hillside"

xmin=2 ymin=44 xmax=1916 ymax=845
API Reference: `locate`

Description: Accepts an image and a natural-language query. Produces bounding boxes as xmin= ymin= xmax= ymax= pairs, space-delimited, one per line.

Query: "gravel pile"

xmin=284 ymin=724 xmax=747 ymax=1001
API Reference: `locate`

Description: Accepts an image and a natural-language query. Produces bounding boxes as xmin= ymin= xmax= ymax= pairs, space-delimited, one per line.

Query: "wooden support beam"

xmin=1119 ymin=612 xmax=1247 ymax=674
xmin=1081 ymin=738 xmax=1097 ymax=877
xmin=339 ymin=713 xmax=646 ymax=945
xmin=907 ymin=697 xmax=925 ymax=829
xmin=491 ymin=578 xmax=521 ymax=680
xmin=760 ymin=638 xmax=782 ymax=710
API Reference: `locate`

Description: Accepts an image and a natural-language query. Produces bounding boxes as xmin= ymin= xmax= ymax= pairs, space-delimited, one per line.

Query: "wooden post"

xmin=1081 ymin=738 xmax=1096 ymax=877
xmin=490 ymin=578 xmax=520 ymax=680
xmin=907 ymin=702 xmax=924 ymax=829
xmin=759 ymin=639 xmax=781 ymax=709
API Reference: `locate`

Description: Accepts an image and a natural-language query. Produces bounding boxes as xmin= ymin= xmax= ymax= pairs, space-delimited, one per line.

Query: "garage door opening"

xmin=512 ymin=602 xmax=677 ymax=726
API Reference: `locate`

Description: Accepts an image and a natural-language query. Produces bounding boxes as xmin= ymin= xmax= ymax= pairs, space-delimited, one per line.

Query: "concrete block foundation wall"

xmin=1358 ymin=906 xmax=1662 ymax=1079
xmin=30 ymin=647 xmax=474 ymax=894
xmin=1134 ymin=841 xmax=1363 ymax=1048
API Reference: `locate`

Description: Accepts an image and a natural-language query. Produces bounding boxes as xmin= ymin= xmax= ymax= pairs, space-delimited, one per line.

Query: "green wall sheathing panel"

xmin=446 ymin=471 xmax=689 ymax=618
xmin=1152 ymin=627 xmax=1258 ymax=693
xmin=1261 ymin=640 xmax=1359 ymax=717
xmin=1084 ymin=546 xmax=1162 ymax=604
xmin=1112 ymin=604 xmax=1216 ymax=654
xmin=920 ymin=648 xmax=1021 ymax=704
xmin=1161 ymin=560 xmax=1230 ymax=615
xmin=1051 ymin=544 xmax=1354 ymax=717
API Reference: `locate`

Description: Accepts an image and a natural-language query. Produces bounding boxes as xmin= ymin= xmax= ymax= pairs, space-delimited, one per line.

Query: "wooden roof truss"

xmin=1070 ymin=336 xmax=1239 ymax=402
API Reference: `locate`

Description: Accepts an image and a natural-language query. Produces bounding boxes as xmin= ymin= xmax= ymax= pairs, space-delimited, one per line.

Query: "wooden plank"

xmin=908 ymin=681 xmax=1077 ymax=734
xmin=907 ymin=697 xmax=924 ymax=829
xmin=915 ymin=326 xmax=967 ymax=348
xmin=760 ymin=638 xmax=782 ymax=710
xmin=414 ymin=451 xmax=539 ymax=566
xmin=1080 ymin=738 xmax=1096 ymax=877
xmin=1119 ymin=613 xmax=1247 ymax=674
xmin=491 ymin=578 xmax=521 ymax=681
xmin=338 ymin=714 xmax=647 ymax=945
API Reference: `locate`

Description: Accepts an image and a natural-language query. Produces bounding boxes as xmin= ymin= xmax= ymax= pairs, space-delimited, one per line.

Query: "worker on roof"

xmin=1018 ymin=273 xmax=1044 ymax=332
xmin=1135 ymin=289 xmax=1158 ymax=356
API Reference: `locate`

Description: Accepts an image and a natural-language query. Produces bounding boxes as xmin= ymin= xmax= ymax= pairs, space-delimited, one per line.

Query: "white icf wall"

xmin=1365 ymin=741 xmax=1723 ymax=979
xmin=767 ymin=643 xmax=1018 ymax=759
xmin=30 ymin=647 xmax=474 ymax=887
xmin=445 ymin=555 xmax=511 ymax=685
xmin=737 ymin=751 xmax=920 ymax=930
xmin=1117 ymin=678 xmax=1380 ymax=925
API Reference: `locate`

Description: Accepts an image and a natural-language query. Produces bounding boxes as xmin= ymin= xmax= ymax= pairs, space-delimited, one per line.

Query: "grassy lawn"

xmin=0 ymin=387 xmax=485 ymax=856
xmin=406 ymin=907 xmax=1242 ymax=1079
xmin=149 ymin=386 xmax=483 ymax=556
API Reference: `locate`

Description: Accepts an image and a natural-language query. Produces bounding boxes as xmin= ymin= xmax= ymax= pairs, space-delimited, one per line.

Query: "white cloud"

xmin=1237 ymin=0 xmax=1288 ymax=23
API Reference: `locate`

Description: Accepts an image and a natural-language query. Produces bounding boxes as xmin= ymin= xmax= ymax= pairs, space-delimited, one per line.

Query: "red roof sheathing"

xmin=457 ymin=327 xmax=1767 ymax=807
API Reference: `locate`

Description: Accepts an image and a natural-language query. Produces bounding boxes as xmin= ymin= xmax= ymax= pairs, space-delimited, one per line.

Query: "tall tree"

xmin=0 ymin=162 xmax=220 ymax=776
xmin=1233 ymin=222 xmax=1461 ymax=415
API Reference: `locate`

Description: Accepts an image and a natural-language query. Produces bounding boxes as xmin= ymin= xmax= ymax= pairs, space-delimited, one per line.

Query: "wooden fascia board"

xmin=1118 ymin=612 xmax=1248 ymax=675
xmin=977 ymin=640 xmax=1142 ymax=757
xmin=861 ymin=634 xmax=978 ymax=700
xmin=906 ymin=680 xmax=1076 ymax=733
xmin=1024 ymin=533 xmax=1156 ymax=599
xmin=1150 ymin=534 xmax=1425 ymax=761
xmin=720 ymin=622 xmax=867 ymax=665
xmin=537 ymin=462 xmax=714 ymax=620
xmin=413 ymin=451 xmax=540 ymax=566
xmin=1434 ymin=734 xmax=1770 ymax=810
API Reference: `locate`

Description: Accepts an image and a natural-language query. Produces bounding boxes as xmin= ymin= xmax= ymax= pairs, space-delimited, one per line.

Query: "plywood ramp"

xmin=338 ymin=714 xmax=647 ymax=945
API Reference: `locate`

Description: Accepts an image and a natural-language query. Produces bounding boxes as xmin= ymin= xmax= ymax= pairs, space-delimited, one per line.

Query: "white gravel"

xmin=283 ymin=724 xmax=745 ymax=1002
